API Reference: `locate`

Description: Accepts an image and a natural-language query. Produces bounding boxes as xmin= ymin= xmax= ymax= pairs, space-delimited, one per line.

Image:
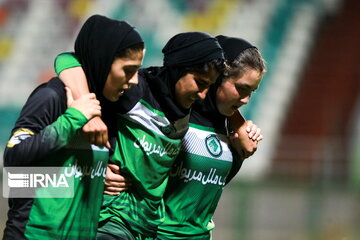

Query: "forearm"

xmin=227 ymin=109 xmax=245 ymax=133
xmin=55 ymin=52 xmax=90 ymax=99
xmin=59 ymin=66 xmax=90 ymax=99
xmin=227 ymin=110 xmax=246 ymax=155
xmin=227 ymin=110 xmax=262 ymax=156
xmin=54 ymin=52 xmax=110 ymax=148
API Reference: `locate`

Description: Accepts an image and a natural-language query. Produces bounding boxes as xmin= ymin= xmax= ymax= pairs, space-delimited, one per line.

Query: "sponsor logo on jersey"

xmin=169 ymin=161 xmax=226 ymax=186
xmin=134 ymin=134 xmax=179 ymax=157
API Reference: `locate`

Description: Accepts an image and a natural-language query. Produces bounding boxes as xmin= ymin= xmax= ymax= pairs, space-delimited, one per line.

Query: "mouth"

xmin=118 ymin=90 xmax=125 ymax=96
xmin=189 ymin=97 xmax=197 ymax=103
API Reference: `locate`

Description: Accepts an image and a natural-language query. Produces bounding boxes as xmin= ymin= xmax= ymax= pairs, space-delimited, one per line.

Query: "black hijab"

xmin=140 ymin=31 xmax=224 ymax=122
xmin=192 ymin=35 xmax=256 ymax=128
xmin=216 ymin=35 xmax=255 ymax=63
xmin=74 ymin=14 xmax=143 ymax=97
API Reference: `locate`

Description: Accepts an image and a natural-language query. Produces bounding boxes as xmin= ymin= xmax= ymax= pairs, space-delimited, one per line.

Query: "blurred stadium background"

xmin=0 ymin=0 xmax=359 ymax=239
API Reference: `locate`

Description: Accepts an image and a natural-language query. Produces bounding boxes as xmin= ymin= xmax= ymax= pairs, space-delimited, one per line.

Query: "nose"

xmin=128 ymin=72 xmax=139 ymax=86
xmin=240 ymin=95 xmax=250 ymax=105
xmin=196 ymin=88 xmax=209 ymax=100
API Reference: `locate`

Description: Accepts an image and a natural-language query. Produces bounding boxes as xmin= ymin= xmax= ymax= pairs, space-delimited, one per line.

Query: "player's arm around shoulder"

xmin=227 ymin=110 xmax=263 ymax=160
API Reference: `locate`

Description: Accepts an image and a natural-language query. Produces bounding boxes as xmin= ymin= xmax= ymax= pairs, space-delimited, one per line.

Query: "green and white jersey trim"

xmin=124 ymin=100 xmax=189 ymax=139
xmin=181 ymin=123 xmax=232 ymax=162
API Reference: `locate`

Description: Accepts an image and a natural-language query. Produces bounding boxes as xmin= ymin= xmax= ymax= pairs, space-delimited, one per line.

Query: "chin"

xmin=220 ymin=109 xmax=234 ymax=117
xmin=225 ymin=112 xmax=233 ymax=117
xmin=181 ymin=102 xmax=192 ymax=109
xmin=106 ymin=96 xmax=119 ymax=102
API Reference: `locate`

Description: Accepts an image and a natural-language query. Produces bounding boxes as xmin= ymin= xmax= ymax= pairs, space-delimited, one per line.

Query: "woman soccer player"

xmin=3 ymin=14 xmax=145 ymax=240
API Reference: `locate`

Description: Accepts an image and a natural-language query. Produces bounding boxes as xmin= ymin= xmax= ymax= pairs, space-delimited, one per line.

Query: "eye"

xmin=236 ymin=86 xmax=247 ymax=92
xmin=236 ymin=86 xmax=252 ymax=96
xmin=124 ymin=69 xmax=136 ymax=77
xmin=196 ymin=79 xmax=209 ymax=88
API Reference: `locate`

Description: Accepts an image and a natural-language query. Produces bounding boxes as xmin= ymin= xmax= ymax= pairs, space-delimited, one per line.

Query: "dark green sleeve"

xmin=54 ymin=52 xmax=82 ymax=76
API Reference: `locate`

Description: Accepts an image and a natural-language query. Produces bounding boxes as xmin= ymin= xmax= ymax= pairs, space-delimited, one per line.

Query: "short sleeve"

xmin=54 ymin=52 xmax=82 ymax=76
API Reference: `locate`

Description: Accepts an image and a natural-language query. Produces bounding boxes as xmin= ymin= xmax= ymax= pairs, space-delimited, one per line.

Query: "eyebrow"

xmin=124 ymin=64 xmax=142 ymax=69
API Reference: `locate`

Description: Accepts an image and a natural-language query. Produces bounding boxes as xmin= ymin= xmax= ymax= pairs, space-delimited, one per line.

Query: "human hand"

xmin=245 ymin=120 xmax=263 ymax=142
xmin=66 ymin=87 xmax=101 ymax=120
xmin=104 ymin=164 xmax=131 ymax=195
xmin=82 ymin=117 xmax=111 ymax=148
xmin=229 ymin=120 xmax=263 ymax=159
xmin=227 ymin=110 xmax=263 ymax=159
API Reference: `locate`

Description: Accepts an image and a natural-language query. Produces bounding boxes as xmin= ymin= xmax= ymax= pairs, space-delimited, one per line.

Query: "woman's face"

xmin=175 ymin=68 xmax=219 ymax=109
xmin=103 ymin=51 xmax=144 ymax=102
xmin=216 ymin=68 xmax=262 ymax=116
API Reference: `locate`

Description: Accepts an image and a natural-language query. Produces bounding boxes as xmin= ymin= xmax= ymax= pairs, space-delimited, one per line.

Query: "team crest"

xmin=205 ymin=134 xmax=222 ymax=157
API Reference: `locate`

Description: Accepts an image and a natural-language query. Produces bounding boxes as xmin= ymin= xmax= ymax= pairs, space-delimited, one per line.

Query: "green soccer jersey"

xmin=53 ymin=52 xmax=190 ymax=238
xmin=25 ymin=140 xmax=108 ymax=240
xmin=20 ymin=107 xmax=109 ymax=240
xmin=4 ymin=78 xmax=110 ymax=240
xmin=157 ymin=123 xmax=234 ymax=240
xmin=99 ymin=100 xmax=183 ymax=237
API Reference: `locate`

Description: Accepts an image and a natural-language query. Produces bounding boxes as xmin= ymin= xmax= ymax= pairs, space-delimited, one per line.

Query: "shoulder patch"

xmin=7 ymin=128 xmax=34 ymax=148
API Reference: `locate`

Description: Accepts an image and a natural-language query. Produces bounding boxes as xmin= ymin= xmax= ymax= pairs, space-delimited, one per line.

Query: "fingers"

xmin=103 ymin=164 xmax=131 ymax=195
xmin=92 ymin=99 xmax=102 ymax=118
xmin=106 ymin=164 xmax=126 ymax=183
xmin=68 ymin=93 xmax=101 ymax=119
xmin=108 ymin=164 xmax=120 ymax=174
xmin=86 ymin=131 xmax=96 ymax=146
xmin=104 ymin=180 xmax=131 ymax=189
xmin=104 ymin=184 xmax=130 ymax=196
xmin=101 ymin=132 xmax=109 ymax=148
xmin=88 ymin=93 xmax=96 ymax=99
xmin=65 ymin=89 xmax=108 ymax=146
xmin=104 ymin=190 xmax=121 ymax=196
xmin=256 ymin=134 xmax=264 ymax=142
xmin=82 ymin=94 xmax=100 ymax=119
xmin=249 ymin=128 xmax=261 ymax=141
xmin=105 ymin=141 xmax=111 ymax=149
xmin=88 ymin=132 xmax=105 ymax=148
xmin=246 ymin=121 xmax=262 ymax=141
xmin=229 ymin=119 xmax=263 ymax=159
xmin=82 ymin=117 xmax=109 ymax=147
xmin=103 ymin=181 xmax=131 ymax=195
